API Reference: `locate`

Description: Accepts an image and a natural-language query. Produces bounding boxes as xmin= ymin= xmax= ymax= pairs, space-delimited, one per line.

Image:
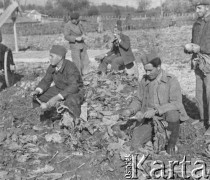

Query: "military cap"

xmin=141 ymin=50 xmax=159 ymax=65
xmin=193 ymin=0 xmax=210 ymax=6
xmin=50 ymin=45 xmax=67 ymax=58
xmin=70 ymin=12 xmax=80 ymax=20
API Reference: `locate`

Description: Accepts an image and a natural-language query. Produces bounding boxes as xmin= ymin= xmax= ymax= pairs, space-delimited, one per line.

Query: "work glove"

xmin=143 ymin=109 xmax=158 ymax=119
xmin=30 ymin=90 xmax=40 ymax=97
xmin=47 ymin=95 xmax=62 ymax=108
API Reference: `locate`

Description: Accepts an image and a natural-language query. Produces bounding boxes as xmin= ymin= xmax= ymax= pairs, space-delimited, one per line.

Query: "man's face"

xmin=196 ymin=5 xmax=208 ymax=18
xmin=113 ymin=28 xmax=121 ymax=36
xmin=144 ymin=63 xmax=160 ymax=80
xmin=49 ymin=53 xmax=62 ymax=66
xmin=71 ymin=19 xmax=79 ymax=24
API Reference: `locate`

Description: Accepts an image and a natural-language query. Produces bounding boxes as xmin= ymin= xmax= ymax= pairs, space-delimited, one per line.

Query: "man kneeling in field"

xmin=97 ymin=25 xmax=135 ymax=75
xmin=31 ymin=45 xmax=84 ymax=124
xmin=121 ymin=51 xmax=189 ymax=155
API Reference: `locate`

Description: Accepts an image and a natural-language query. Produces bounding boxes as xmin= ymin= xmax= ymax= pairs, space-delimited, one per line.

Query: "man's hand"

xmin=143 ymin=109 xmax=158 ymax=119
xmin=114 ymin=34 xmax=120 ymax=41
xmin=81 ymin=34 xmax=87 ymax=40
xmin=76 ymin=36 xmax=83 ymax=41
xmin=96 ymin=54 xmax=107 ymax=61
xmin=47 ymin=95 xmax=62 ymax=108
xmin=30 ymin=90 xmax=40 ymax=97
xmin=135 ymin=111 xmax=144 ymax=121
xmin=40 ymin=102 xmax=48 ymax=110
xmin=184 ymin=43 xmax=200 ymax=54
xmin=121 ymin=109 xmax=132 ymax=117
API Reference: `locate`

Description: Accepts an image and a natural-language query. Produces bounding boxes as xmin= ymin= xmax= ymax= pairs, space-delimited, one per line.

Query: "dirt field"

xmin=0 ymin=26 xmax=208 ymax=180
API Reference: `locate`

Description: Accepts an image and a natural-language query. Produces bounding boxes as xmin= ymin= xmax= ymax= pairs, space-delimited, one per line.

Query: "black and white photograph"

xmin=0 ymin=0 xmax=210 ymax=179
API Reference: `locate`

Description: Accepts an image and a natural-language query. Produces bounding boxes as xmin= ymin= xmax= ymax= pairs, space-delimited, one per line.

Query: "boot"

xmin=166 ymin=121 xmax=180 ymax=155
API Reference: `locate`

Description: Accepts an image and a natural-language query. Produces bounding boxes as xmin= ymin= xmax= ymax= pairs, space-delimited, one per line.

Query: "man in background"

xmin=97 ymin=15 xmax=103 ymax=33
xmin=64 ymin=12 xmax=90 ymax=76
xmin=97 ymin=25 xmax=135 ymax=75
xmin=187 ymin=0 xmax=210 ymax=133
xmin=125 ymin=13 xmax=132 ymax=30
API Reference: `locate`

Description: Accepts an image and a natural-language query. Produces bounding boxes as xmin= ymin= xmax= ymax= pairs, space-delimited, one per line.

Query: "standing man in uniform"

xmin=64 ymin=12 xmax=90 ymax=76
xmin=186 ymin=0 xmax=210 ymax=132
xmin=97 ymin=15 xmax=103 ymax=33
xmin=125 ymin=13 xmax=132 ymax=30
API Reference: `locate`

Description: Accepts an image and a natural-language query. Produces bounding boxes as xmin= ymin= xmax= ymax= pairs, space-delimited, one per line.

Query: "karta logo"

xmin=124 ymin=154 xmax=210 ymax=179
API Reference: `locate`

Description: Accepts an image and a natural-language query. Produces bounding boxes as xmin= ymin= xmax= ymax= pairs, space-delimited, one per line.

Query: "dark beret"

xmin=50 ymin=45 xmax=67 ymax=57
xmin=193 ymin=0 xmax=210 ymax=6
xmin=141 ymin=50 xmax=159 ymax=65
xmin=71 ymin=12 xmax=80 ymax=20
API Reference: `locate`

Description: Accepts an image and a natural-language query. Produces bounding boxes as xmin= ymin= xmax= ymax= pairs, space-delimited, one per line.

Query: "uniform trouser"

xmin=33 ymin=86 xmax=84 ymax=118
xmin=195 ymin=68 xmax=210 ymax=126
xmin=131 ymin=110 xmax=180 ymax=150
xmin=98 ymin=23 xmax=103 ymax=33
xmin=98 ymin=54 xmax=134 ymax=73
xmin=71 ymin=47 xmax=90 ymax=76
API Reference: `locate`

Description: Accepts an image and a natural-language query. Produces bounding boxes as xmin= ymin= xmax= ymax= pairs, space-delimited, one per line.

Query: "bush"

xmin=87 ymin=6 xmax=99 ymax=16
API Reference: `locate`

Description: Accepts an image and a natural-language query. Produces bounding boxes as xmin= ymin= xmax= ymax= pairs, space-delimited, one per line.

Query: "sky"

xmin=19 ymin=0 xmax=163 ymax=9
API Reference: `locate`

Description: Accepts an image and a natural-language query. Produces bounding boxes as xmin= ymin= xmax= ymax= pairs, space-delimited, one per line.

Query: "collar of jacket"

xmin=145 ymin=70 xmax=172 ymax=85
xmin=52 ymin=59 xmax=67 ymax=73
xmin=204 ymin=13 xmax=210 ymax=22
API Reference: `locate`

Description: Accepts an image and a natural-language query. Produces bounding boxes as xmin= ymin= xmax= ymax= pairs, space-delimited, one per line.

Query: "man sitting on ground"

xmin=97 ymin=25 xmax=135 ymax=75
xmin=31 ymin=45 xmax=84 ymax=123
xmin=121 ymin=51 xmax=189 ymax=155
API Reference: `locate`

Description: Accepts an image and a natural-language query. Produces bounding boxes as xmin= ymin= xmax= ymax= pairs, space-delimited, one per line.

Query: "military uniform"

xmin=128 ymin=70 xmax=188 ymax=149
xmin=64 ymin=17 xmax=90 ymax=76
xmin=191 ymin=0 xmax=210 ymax=126
xmin=33 ymin=59 xmax=84 ymax=117
xmin=97 ymin=15 xmax=103 ymax=33
xmin=125 ymin=51 xmax=188 ymax=153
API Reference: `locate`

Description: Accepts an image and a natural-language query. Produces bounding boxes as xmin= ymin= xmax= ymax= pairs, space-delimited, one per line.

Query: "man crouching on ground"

xmin=97 ymin=25 xmax=135 ymax=75
xmin=31 ymin=45 xmax=84 ymax=122
xmin=121 ymin=51 xmax=189 ymax=155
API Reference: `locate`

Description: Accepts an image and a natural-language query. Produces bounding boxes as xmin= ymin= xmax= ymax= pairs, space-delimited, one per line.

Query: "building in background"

xmin=24 ymin=10 xmax=48 ymax=22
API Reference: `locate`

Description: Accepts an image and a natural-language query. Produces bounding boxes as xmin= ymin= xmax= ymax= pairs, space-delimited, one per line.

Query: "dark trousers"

xmin=0 ymin=43 xmax=8 ymax=70
xmin=33 ymin=86 xmax=84 ymax=117
xmin=98 ymin=54 xmax=134 ymax=73
xmin=195 ymin=68 xmax=210 ymax=126
xmin=131 ymin=110 xmax=180 ymax=150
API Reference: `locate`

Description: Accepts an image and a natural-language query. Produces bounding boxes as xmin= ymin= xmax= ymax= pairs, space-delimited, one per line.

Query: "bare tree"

xmin=163 ymin=0 xmax=194 ymax=14
xmin=56 ymin=0 xmax=89 ymax=12
xmin=137 ymin=0 xmax=151 ymax=12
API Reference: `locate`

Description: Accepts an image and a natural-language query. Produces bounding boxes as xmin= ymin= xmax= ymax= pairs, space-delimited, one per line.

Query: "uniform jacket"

xmin=192 ymin=14 xmax=210 ymax=54
xmin=128 ymin=70 xmax=189 ymax=121
xmin=107 ymin=33 xmax=135 ymax=65
xmin=37 ymin=59 xmax=83 ymax=99
xmin=64 ymin=21 xmax=86 ymax=50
